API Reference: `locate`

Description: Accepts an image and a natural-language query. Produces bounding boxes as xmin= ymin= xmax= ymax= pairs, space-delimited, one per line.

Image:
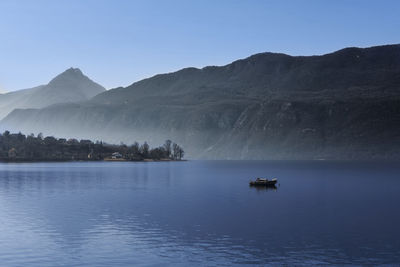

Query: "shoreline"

xmin=0 ymin=158 xmax=187 ymax=163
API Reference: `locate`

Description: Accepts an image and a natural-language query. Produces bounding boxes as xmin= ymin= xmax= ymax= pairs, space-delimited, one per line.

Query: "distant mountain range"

xmin=1 ymin=44 xmax=400 ymax=159
xmin=0 ymin=68 xmax=105 ymax=119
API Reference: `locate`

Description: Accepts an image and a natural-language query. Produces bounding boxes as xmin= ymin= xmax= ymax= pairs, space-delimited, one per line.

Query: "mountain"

xmin=2 ymin=44 xmax=400 ymax=159
xmin=0 ymin=68 xmax=105 ymax=119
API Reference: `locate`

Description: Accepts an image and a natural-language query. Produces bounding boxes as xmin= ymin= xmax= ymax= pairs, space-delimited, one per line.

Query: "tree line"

xmin=0 ymin=131 xmax=184 ymax=162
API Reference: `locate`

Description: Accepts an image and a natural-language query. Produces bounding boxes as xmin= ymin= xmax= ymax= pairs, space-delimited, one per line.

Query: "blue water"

xmin=0 ymin=160 xmax=399 ymax=266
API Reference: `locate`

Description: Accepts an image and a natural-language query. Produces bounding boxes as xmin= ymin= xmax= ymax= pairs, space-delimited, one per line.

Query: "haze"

xmin=1 ymin=0 xmax=399 ymax=91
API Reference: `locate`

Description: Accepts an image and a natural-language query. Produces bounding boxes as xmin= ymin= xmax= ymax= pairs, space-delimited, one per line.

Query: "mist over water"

xmin=0 ymin=160 xmax=399 ymax=266
xmin=2 ymin=44 xmax=400 ymax=160
xmin=0 ymin=1 xmax=399 ymax=266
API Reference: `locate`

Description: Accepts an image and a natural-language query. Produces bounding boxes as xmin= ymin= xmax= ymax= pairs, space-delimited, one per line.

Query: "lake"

xmin=0 ymin=160 xmax=399 ymax=266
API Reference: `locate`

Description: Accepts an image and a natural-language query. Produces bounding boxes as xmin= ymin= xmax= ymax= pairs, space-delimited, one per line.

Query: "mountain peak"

xmin=44 ymin=67 xmax=105 ymax=98
xmin=48 ymin=67 xmax=91 ymax=86
xmin=65 ymin=67 xmax=83 ymax=75
xmin=56 ymin=67 xmax=85 ymax=79
xmin=0 ymin=67 xmax=105 ymax=120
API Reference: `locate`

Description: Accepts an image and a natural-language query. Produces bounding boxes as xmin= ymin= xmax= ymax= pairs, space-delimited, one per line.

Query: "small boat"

xmin=249 ymin=177 xmax=277 ymax=186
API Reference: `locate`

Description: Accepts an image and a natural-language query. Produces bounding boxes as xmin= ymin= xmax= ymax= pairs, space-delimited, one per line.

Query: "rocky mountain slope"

xmin=0 ymin=68 xmax=105 ymax=119
xmin=2 ymin=44 xmax=400 ymax=159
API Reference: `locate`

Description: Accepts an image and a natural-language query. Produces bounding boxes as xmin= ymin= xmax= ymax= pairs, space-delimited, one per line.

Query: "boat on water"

xmin=249 ymin=178 xmax=277 ymax=186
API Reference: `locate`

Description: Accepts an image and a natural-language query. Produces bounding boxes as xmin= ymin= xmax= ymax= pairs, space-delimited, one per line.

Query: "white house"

xmin=111 ymin=152 xmax=122 ymax=159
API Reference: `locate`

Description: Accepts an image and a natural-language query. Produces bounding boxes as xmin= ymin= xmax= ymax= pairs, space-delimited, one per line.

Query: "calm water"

xmin=0 ymin=160 xmax=399 ymax=266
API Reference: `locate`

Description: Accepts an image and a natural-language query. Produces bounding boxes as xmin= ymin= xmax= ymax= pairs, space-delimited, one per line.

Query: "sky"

xmin=0 ymin=0 xmax=399 ymax=91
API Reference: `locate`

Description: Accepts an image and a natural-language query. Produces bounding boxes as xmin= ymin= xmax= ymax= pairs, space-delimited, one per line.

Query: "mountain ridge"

xmin=89 ymin=44 xmax=400 ymax=106
xmin=0 ymin=68 xmax=105 ymax=119
xmin=2 ymin=44 xmax=400 ymax=159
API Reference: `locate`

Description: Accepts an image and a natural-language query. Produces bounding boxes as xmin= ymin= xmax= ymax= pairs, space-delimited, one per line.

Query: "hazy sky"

xmin=0 ymin=0 xmax=399 ymax=91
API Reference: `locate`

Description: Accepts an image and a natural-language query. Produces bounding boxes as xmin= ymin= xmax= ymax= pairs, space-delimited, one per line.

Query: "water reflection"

xmin=249 ymin=184 xmax=278 ymax=191
xmin=0 ymin=161 xmax=399 ymax=266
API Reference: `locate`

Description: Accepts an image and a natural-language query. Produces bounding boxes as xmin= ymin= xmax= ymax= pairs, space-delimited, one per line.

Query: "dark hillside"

xmin=2 ymin=44 xmax=400 ymax=159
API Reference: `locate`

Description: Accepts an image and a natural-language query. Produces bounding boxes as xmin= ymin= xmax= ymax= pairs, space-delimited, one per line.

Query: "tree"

xmin=0 ymin=129 xmax=185 ymax=162
xmin=172 ymin=143 xmax=179 ymax=160
xmin=150 ymin=147 xmax=164 ymax=159
xmin=131 ymin=142 xmax=140 ymax=154
xmin=67 ymin=138 xmax=79 ymax=145
xmin=44 ymin=136 xmax=57 ymax=145
xmin=17 ymin=132 xmax=26 ymax=142
xmin=177 ymin=146 xmax=185 ymax=160
xmin=163 ymin=139 xmax=172 ymax=158
xmin=172 ymin=143 xmax=185 ymax=160
xmin=140 ymin=142 xmax=149 ymax=158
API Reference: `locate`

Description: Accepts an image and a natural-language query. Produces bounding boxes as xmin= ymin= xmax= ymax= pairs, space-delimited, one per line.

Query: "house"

xmin=111 ymin=152 xmax=122 ymax=159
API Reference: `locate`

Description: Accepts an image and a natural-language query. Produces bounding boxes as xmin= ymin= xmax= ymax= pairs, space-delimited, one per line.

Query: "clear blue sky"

xmin=0 ymin=0 xmax=399 ymax=91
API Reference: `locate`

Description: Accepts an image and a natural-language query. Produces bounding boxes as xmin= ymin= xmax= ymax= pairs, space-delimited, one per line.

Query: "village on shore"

xmin=0 ymin=131 xmax=184 ymax=162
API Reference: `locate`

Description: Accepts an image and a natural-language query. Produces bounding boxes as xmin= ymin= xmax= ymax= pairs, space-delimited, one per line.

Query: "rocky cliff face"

xmin=2 ymin=45 xmax=400 ymax=159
